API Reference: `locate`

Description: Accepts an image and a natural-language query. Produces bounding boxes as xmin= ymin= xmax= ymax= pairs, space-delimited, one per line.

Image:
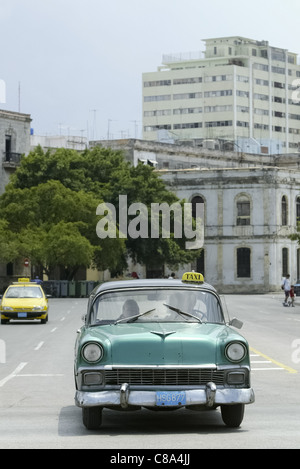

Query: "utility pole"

xmin=107 ymin=119 xmax=117 ymax=140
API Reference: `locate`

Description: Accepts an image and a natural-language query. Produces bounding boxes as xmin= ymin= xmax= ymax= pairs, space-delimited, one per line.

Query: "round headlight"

xmin=225 ymin=342 xmax=247 ymax=363
xmin=82 ymin=343 xmax=103 ymax=363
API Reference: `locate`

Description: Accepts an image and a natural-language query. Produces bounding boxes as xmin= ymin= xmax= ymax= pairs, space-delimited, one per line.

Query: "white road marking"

xmin=251 ymin=360 xmax=272 ymax=363
xmin=252 ymin=368 xmax=284 ymax=371
xmin=16 ymin=374 xmax=64 ymax=377
xmin=0 ymin=362 xmax=27 ymax=388
xmin=34 ymin=341 xmax=44 ymax=351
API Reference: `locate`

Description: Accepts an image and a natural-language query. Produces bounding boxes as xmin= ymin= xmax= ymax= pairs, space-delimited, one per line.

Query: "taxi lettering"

xmin=182 ymin=272 xmax=204 ymax=283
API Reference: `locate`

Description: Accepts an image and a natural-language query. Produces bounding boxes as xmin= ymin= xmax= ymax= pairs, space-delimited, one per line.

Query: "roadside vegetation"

xmin=0 ymin=146 xmax=200 ymax=279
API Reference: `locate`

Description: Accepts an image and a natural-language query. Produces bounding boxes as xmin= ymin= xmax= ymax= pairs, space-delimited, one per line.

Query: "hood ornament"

xmin=150 ymin=330 xmax=176 ymax=339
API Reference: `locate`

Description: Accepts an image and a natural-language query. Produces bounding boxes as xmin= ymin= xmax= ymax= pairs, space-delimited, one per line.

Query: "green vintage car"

xmin=74 ymin=272 xmax=254 ymax=429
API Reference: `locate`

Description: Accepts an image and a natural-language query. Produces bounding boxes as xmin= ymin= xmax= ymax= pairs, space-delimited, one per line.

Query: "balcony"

xmin=2 ymin=152 xmax=22 ymax=168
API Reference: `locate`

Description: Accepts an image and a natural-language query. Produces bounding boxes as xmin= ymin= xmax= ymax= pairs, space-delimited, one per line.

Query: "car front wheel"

xmin=82 ymin=407 xmax=103 ymax=430
xmin=41 ymin=314 xmax=48 ymax=324
xmin=221 ymin=404 xmax=245 ymax=428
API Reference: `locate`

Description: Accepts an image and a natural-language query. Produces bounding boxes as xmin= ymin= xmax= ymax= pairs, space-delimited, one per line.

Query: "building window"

xmin=237 ymin=197 xmax=251 ymax=225
xmin=196 ymin=250 xmax=205 ymax=277
xmin=144 ymin=95 xmax=171 ymax=102
xmin=173 ymin=92 xmax=202 ymax=100
xmin=191 ymin=196 xmax=204 ymax=219
xmin=5 ymin=135 xmax=12 ymax=161
xmin=296 ymin=197 xmax=300 ymax=224
xmin=173 ymin=77 xmax=202 ymax=85
xmin=282 ymin=248 xmax=289 ymax=277
xmin=144 ymin=80 xmax=171 ymax=87
xmin=173 ymin=122 xmax=202 ymax=130
xmin=282 ymin=196 xmax=288 ymax=226
xmin=205 ymin=120 xmax=232 ymax=128
xmin=237 ymin=248 xmax=251 ymax=278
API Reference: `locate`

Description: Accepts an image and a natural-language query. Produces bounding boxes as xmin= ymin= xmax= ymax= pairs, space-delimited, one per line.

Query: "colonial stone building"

xmin=161 ymin=165 xmax=300 ymax=293
xmin=0 ymin=109 xmax=32 ymax=283
xmin=94 ymin=138 xmax=300 ymax=292
xmin=0 ymin=109 xmax=31 ymax=193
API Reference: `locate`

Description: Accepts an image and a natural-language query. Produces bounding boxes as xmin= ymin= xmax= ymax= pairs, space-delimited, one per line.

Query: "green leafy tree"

xmin=0 ymin=220 xmax=20 ymax=262
xmin=0 ymin=146 xmax=200 ymax=277
xmin=0 ymin=179 xmax=126 ymax=279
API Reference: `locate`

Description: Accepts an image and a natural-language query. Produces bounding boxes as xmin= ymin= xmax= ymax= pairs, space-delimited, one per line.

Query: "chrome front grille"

xmin=104 ymin=368 xmax=225 ymax=386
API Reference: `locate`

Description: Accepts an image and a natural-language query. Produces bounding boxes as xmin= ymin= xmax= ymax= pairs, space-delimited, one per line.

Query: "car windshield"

xmin=89 ymin=288 xmax=225 ymax=325
xmin=5 ymin=286 xmax=43 ymax=299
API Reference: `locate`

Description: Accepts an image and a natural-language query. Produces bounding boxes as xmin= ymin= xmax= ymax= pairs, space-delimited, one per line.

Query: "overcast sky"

xmin=1 ymin=0 xmax=299 ymax=140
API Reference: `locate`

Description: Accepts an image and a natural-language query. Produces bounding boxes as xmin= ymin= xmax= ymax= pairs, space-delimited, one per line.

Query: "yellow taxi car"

xmin=0 ymin=278 xmax=49 ymax=324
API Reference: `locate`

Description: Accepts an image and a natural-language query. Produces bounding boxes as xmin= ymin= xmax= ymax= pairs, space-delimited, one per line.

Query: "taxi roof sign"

xmin=182 ymin=272 xmax=204 ymax=284
xmin=18 ymin=277 xmax=30 ymax=282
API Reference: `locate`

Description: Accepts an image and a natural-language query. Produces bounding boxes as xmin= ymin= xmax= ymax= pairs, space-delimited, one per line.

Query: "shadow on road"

xmin=57 ymin=405 xmax=248 ymax=437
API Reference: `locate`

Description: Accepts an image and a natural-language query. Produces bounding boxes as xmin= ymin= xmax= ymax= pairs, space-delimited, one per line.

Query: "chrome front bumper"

xmin=75 ymin=383 xmax=255 ymax=408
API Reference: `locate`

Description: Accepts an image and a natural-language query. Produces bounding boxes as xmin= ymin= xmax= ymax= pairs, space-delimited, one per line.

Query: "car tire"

xmin=1 ymin=319 xmax=9 ymax=325
xmin=82 ymin=407 xmax=103 ymax=430
xmin=221 ymin=404 xmax=245 ymax=428
xmin=41 ymin=314 xmax=48 ymax=324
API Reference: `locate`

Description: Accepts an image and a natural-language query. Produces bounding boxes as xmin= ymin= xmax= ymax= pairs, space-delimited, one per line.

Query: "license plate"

xmin=17 ymin=312 xmax=27 ymax=318
xmin=156 ymin=391 xmax=186 ymax=406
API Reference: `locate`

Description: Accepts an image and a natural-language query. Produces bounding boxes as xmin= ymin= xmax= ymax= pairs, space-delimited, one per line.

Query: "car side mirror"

xmin=229 ymin=317 xmax=243 ymax=329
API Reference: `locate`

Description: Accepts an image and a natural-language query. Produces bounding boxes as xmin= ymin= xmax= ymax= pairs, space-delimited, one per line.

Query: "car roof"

xmin=10 ymin=282 xmax=41 ymax=287
xmin=92 ymin=278 xmax=217 ymax=296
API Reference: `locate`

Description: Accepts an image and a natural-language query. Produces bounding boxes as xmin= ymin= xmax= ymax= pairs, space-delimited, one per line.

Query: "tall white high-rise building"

xmin=142 ymin=36 xmax=300 ymax=155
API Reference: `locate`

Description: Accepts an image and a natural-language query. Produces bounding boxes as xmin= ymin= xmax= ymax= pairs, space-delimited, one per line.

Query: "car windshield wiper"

xmin=164 ymin=303 xmax=202 ymax=323
xmin=114 ymin=308 xmax=156 ymax=325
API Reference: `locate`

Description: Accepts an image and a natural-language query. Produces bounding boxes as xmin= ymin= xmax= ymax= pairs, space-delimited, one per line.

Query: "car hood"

xmin=83 ymin=322 xmax=238 ymax=366
xmin=1 ymin=298 xmax=47 ymax=309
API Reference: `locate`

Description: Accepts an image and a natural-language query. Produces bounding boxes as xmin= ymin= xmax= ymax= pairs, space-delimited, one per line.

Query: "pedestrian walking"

xmin=289 ymin=285 xmax=295 ymax=307
xmin=32 ymin=276 xmax=43 ymax=285
xmin=282 ymin=274 xmax=291 ymax=306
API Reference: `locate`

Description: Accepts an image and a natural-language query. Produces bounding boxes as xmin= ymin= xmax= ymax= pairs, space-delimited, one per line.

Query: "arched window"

xmin=196 ymin=250 xmax=205 ymax=277
xmin=297 ymin=249 xmax=300 ymax=281
xmin=236 ymin=196 xmax=251 ymax=226
xmin=237 ymin=247 xmax=251 ymax=278
xmin=282 ymin=248 xmax=289 ymax=277
xmin=296 ymin=196 xmax=300 ymax=224
xmin=282 ymin=196 xmax=288 ymax=226
xmin=191 ymin=196 xmax=204 ymax=219
xmin=191 ymin=196 xmax=205 ymax=274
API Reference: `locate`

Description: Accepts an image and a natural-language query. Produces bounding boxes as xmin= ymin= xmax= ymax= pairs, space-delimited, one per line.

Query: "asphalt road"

xmin=0 ymin=294 xmax=299 ymax=450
